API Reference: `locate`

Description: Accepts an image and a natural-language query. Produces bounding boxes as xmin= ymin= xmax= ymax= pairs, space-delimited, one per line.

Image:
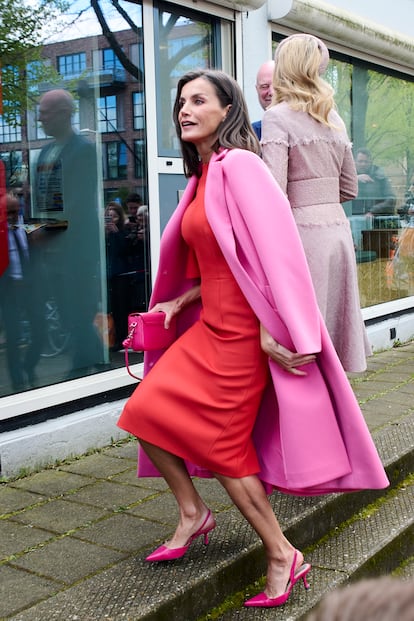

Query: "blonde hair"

xmin=272 ymin=34 xmax=336 ymax=127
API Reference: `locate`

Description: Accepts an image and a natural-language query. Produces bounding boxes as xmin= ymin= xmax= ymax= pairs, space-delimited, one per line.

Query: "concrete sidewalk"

xmin=1 ymin=342 xmax=414 ymax=620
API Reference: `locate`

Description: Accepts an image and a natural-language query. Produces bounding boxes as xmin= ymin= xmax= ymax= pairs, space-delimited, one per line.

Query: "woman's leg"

xmin=139 ymin=439 xmax=211 ymax=548
xmin=215 ymin=472 xmax=302 ymax=598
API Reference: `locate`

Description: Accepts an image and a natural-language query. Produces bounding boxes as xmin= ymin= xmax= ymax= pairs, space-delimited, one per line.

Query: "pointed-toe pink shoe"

xmin=244 ymin=550 xmax=311 ymax=608
xmin=145 ymin=509 xmax=216 ymax=562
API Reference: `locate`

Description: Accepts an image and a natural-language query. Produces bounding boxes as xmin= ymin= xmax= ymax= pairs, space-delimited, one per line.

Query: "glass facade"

xmin=0 ymin=5 xmax=149 ymax=398
xmin=0 ymin=0 xmax=224 ymax=401
xmin=330 ymin=57 xmax=414 ymax=305
xmin=0 ymin=0 xmax=412 ymax=410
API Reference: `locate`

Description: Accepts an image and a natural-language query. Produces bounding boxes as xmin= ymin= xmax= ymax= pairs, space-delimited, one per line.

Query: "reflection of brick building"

xmin=0 ymin=29 xmax=147 ymax=207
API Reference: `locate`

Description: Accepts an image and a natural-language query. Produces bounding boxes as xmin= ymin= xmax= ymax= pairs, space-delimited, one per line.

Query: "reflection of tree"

xmin=328 ymin=59 xmax=414 ymax=189
xmin=89 ymin=1 xmax=212 ymax=152
xmin=90 ymin=0 xmax=143 ymax=82
xmin=326 ymin=60 xmax=352 ymax=134
xmin=359 ymin=70 xmax=414 ymax=184
xmin=157 ymin=14 xmax=212 ymax=150
xmin=401 ymin=83 xmax=414 ymax=180
xmin=0 ymin=0 xmax=67 ymax=121
xmin=351 ymin=66 xmax=369 ymax=152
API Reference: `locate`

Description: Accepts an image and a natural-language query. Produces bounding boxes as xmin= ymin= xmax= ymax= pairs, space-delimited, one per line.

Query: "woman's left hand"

xmin=260 ymin=324 xmax=316 ymax=376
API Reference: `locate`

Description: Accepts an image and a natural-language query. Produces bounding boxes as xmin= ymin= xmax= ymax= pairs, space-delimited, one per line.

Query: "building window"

xmin=57 ymin=53 xmax=86 ymax=77
xmin=0 ymin=150 xmax=23 ymax=187
xmin=104 ymin=141 xmax=127 ymax=179
xmin=98 ymin=95 xmax=118 ymax=133
xmin=134 ymin=139 xmax=146 ymax=180
xmin=0 ymin=110 xmax=21 ymax=143
xmin=132 ymin=92 xmax=145 ymax=130
xmin=0 ymin=65 xmax=21 ymax=143
xmin=102 ymin=48 xmax=123 ymax=72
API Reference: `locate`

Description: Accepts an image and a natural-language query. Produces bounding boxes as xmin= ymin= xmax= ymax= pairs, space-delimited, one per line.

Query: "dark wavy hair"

xmin=172 ymin=69 xmax=260 ymax=178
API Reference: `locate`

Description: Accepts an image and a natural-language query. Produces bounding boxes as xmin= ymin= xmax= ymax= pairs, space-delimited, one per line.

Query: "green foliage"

xmin=0 ymin=0 xmax=68 ymax=58
xmin=0 ymin=0 xmax=68 ymax=119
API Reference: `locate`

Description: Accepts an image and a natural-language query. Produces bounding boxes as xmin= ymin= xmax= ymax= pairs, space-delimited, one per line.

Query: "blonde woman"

xmin=262 ymin=33 xmax=371 ymax=372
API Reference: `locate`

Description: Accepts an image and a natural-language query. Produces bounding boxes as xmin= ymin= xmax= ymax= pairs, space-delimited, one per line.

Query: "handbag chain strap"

xmin=123 ymin=321 xmax=142 ymax=381
xmin=124 ymin=321 xmax=137 ymax=347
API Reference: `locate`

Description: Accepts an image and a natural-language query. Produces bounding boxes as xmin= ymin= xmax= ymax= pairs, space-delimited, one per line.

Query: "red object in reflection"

xmin=0 ymin=160 xmax=8 ymax=276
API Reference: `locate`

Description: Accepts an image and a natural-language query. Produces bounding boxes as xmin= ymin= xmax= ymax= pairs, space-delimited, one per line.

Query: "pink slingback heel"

xmin=244 ymin=549 xmax=311 ymax=608
xmin=145 ymin=509 xmax=216 ymax=562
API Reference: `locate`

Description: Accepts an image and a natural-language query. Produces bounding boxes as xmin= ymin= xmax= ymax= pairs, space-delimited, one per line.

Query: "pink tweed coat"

xmin=262 ymin=102 xmax=371 ymax=372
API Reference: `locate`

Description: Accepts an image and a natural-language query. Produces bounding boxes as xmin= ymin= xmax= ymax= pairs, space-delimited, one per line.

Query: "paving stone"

xmin=10 ymin=469 xmax=95 ymax=497
xmin=392 ymin=382 xmax=414 ymax=396
xmin=125 ymin=490 xmax=179 ymax=525
xmin=0 ymin=565 xmax=57 ymax=619
xmin=127 ymin=476 xmax=171 ymax=492
xmin=9 ymin=536 xmax=126 ymax=585
xmin=59 ymin=453 xmax=132 ymax=478
xmin=72 ymin=512 xmax=169 ymax=552
xmin=0 ymin=520 xmax=54 ymax=560
xmin=102 ymin=441 xmax=138 ymax=460
xmin=11 ymin=498 xmax=109 ymax=533
xmin=354 ymin=380 xmax=396 ymax=395
xmin=0 ymin=486 xmax=45 ymax=515
xmin=110 ymin=468 xmax=151 ymax=486
xmin=68 ymin=479 xmax=154 ymax=510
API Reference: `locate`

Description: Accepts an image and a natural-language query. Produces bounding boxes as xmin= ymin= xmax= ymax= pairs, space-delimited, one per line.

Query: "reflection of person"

xmin=117 ymin=69 xmax=388 ymax=609
xmin=261 ymin=33 xmax=371 ymax=372
xmin=125 ymin=199 xmax=151 ymax=312
xmin=135 ymin=204 xmax=151 ymax=307
xmin=104 ymin=202 xmax=129 ymax=350
xmin=306 ymin=576 xmax=414 ymax=621
xmin=353 ymin=148 xmax=396 ymax=216
xmin=251 ymin=60 xmax=274 ymax=140
xmin=397 ymin=174 xmax=414 ymax=220
xmin=34 ymin=89 xmax=104 ymax=377
xmin=0 ymin=194 xmax=44 ymax=391
xmin=124 ymin=192 xmax=143 ymax=225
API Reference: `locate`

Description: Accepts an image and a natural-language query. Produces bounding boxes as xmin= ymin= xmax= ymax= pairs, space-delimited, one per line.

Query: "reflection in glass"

xmin=324 ymin=57 xmax=414 ymax=307
xmin=0 ymin=2 xmax=148 ymax=396
xmin=156 ymin=6 xmax=217 ymax=155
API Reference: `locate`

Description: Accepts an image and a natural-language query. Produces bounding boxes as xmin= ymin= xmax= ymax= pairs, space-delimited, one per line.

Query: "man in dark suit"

xmin=34 ymin=89 xmax=105 ymax=378
xmin=251 ymin=60 xmax=274 ymax=140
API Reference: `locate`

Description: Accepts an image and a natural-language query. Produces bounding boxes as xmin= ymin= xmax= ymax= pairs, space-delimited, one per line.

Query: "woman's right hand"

xmin=150 ymin=299 xmax=182 ymax=329
xmin=150 ymin=285 xmax=201 ymax=329
xmin=260 ymin=324 xmax=316 ymax=376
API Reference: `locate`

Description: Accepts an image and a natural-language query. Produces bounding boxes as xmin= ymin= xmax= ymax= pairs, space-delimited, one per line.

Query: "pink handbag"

xmin=122 ymin=312 xmax=177 ymax=379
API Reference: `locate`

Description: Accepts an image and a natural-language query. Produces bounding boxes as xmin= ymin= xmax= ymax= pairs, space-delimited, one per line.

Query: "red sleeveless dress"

xmin=118 ymin=164 xmax=269 ymax=477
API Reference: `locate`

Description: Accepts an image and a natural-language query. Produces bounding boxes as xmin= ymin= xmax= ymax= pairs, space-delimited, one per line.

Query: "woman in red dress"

xmin=118 ymin=69 xmax=388 ymax=608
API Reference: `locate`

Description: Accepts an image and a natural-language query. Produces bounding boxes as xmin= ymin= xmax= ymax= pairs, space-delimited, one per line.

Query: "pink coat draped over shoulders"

xmin=137 ymin=148 xmax=388 ymax=495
